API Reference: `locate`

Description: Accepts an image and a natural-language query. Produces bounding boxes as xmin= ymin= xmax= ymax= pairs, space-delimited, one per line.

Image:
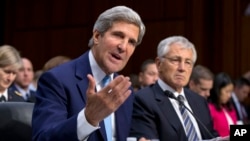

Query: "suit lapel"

xmin=153 ymin=84 xmax=185 ymax=135
xmin=75 ymin=51 xmax=107 ymax=140
xmin=75 ymin=51 xmax=92 ymax=103
xmin=184 ymin=90 xmax=201 ymax=120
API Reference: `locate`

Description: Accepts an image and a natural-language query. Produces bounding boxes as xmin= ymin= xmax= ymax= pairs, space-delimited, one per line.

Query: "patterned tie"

xmin=0 ymin=95 xmax=6 ymax=102
xmin=102 ymin=75 xmax=112 ymax=141
xmin=177 ymin=95 xmax=199 ymax=141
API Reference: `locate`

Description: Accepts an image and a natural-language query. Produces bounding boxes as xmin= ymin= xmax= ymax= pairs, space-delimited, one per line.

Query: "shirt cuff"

xmin=77 ymin=108 xmax=100 ymax=140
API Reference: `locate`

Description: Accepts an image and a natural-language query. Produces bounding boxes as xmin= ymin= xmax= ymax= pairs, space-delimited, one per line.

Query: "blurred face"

xmin=139 ymin=63 xmax=159 ymax=87
xmin=92 ymin=21 xmax=139 ymax=74
xmin=156 ymin=43 xmax=194 ymax=92
xmin=234 ymin=85 xmax=250 ymax=102
xmin=0 ymin=66 xmax=18 ymax=93
xmin=219 ymin=83 xmax=234 ymax=104
xmin=189 ymin=78 xmax=213 ymax=99
xmin=15 ymin=58 xmax=34 ymax=89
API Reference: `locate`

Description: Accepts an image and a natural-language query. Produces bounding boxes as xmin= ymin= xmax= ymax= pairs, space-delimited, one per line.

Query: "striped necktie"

xmin=177 ymin=95 xmax=199 ymax=141
xmin=102 ymin=75 xmax=112 ymax=141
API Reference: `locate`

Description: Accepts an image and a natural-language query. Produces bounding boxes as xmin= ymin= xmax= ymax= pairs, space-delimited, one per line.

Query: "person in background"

xmin=31 ymin=56 xmax=70 ymax=90
xmin=9 ymin=57 xmax=36 ymax=102
xmin=129 ymin=73 xmax=140 ymax=92
xmin=243 ymin=71 xmax=250 ymax=120
xmin=43 ymin=55 xmax=71 ymax=72
xmin=32 ymin=5 xmax=145 ymax=141
xmin=208 ymin=72 xmax=237 ymax=137
xmin=0 ymin=45 xmax=25 ymax=102
xmin=138 ymin=59 xmax=158 ymax=89
xmin=32 ymin=69 xmax=43 ymax=90
xmin=188 ymin=64 xmax=214 ymax=99
xmin=231 ymin=77 xmax=250 ymax=124
xmin=129 ymin=36 xmax=218 ymax=141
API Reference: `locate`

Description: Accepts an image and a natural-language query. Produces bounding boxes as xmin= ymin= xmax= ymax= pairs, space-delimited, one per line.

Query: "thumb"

xmin=86 ymin=74 xmax=96 ymax=96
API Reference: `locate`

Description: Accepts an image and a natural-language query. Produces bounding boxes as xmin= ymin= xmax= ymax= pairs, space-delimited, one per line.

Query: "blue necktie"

xmin=102 ymin=75 xmax=112 ymax=141
xmin=178 ymin=95 xmax=199 ymax=141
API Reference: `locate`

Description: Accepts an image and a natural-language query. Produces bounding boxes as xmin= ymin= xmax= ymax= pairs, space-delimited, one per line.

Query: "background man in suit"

xmin=231 ymin=77 xmax=250 ymax=124
xmin=129 ymin=36 xmax=218 ymax=141
xmin=138 ymin=59 xmax=158 ymax=89
xmin=32 ymin=5 xmax=145 ymax=141
xmin=10 ymin=57 xmax=36 ymax=102
xmin=188 ymin=64 xmax=214 ymax=99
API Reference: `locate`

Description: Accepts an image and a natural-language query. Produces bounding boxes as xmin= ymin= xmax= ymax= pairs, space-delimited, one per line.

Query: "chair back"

xmin=0 ymin=102 xmax=34 ymax=141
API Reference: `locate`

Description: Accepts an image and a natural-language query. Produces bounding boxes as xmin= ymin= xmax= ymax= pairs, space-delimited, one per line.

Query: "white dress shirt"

xmin=77 ymin=50 xmax=115 ymax=141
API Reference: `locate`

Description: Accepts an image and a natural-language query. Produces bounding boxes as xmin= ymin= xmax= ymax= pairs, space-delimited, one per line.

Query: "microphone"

xmin=164 ymin=90 xmax=215 ymax=139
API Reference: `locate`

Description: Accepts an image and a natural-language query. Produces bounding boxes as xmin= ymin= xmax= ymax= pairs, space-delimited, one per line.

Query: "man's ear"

xmin=93 ymin=30 xmax=100 ymax=44
xmin=155 ymin=57 xmax=162 ymax=70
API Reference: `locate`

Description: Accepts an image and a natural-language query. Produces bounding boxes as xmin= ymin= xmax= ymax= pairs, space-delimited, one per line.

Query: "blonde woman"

xmin=0 ymin=45 xmax=25 ymax=102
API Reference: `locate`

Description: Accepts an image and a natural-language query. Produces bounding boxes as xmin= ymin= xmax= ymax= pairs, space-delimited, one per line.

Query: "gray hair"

xmin=88 ymin=6 xmax=145 ymax=47
xmin=0 ymin=45 xmax=22 ymax=70
xmin=157 ymin=36 xmax=197 ymax=63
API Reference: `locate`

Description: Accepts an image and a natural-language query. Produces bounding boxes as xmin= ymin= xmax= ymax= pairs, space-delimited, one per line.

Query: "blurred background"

xmin=1 ymin=0 xmax=250 ymax=79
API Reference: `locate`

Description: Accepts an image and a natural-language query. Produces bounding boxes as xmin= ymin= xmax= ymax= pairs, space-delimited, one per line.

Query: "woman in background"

xmin=208 ymin=72 xmax=237 ymax=137
xmin=0 ymin=44 xmax=24 ymax=102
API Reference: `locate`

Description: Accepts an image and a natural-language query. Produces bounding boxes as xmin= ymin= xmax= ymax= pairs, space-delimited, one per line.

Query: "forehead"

xmin=167 ymin=43 xmax=193 ymax=58
xmin=110 ymin=21 xmax=139 ymax=37
xmin=146 ymin=63 xmax=157 ymax=69
xmin=199 ymin=79 xmax=213 ymax=86
xmin=22 ymin=58 xmax=32 ymax=67
xmin=0 ymin=65 xmax=18 ymax=72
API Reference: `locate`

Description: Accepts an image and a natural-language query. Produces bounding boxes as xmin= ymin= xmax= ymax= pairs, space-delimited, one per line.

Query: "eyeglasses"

xmin=161 ymin=56 xmax=194 ymax=68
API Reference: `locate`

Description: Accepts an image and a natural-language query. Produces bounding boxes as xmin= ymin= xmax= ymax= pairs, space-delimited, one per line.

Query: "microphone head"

xmin=164 ymin=90 xmax=175 ymax=99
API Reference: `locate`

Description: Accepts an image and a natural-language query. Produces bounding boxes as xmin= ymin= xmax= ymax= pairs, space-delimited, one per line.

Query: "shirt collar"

xmin=89 ymin=50 xmax=113 ymax=86
xmin=157 ymin=78 xmax=185 ymax=98
xmin=0 ymin=89 xmax=8 ymax=99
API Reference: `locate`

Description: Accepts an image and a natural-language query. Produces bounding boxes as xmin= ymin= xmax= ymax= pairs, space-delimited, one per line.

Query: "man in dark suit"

xmin=129 ymin=36 xmax=219 ymax=141
xmin=138 ymin=59 xmax=159 ymax=89
xmin=32 ymin=6 xmax=145 ymax=141
xmin=231 ymin=77 xmax=250 ymax=124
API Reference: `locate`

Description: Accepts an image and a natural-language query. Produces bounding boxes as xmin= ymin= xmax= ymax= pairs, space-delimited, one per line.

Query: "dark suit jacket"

xmin=7 ymin=89 xmax=25 ymax=102
xmin=129 ymin=83 xmax=218 ymax=141
xmin=32 ymin=50 xmax=134 ymax=141
xmin=9 ymin=84 xmax=36 ymax=103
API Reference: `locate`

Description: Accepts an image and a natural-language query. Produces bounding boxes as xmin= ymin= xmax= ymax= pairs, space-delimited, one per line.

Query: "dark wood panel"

xmin=11 ymin=27 xmax=90 ymax=71
xmin=219 ymin=0 xmax=242 ymax=78
xmin=241 ymin=17 xmax=250 ymax=74
xmin=15 ymin=1 xmax=52 ymax=29
xmin=3 ymin=0 xmax=250 ymax=79
xmin=11 ymin=30 xmax=48 ymax=70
